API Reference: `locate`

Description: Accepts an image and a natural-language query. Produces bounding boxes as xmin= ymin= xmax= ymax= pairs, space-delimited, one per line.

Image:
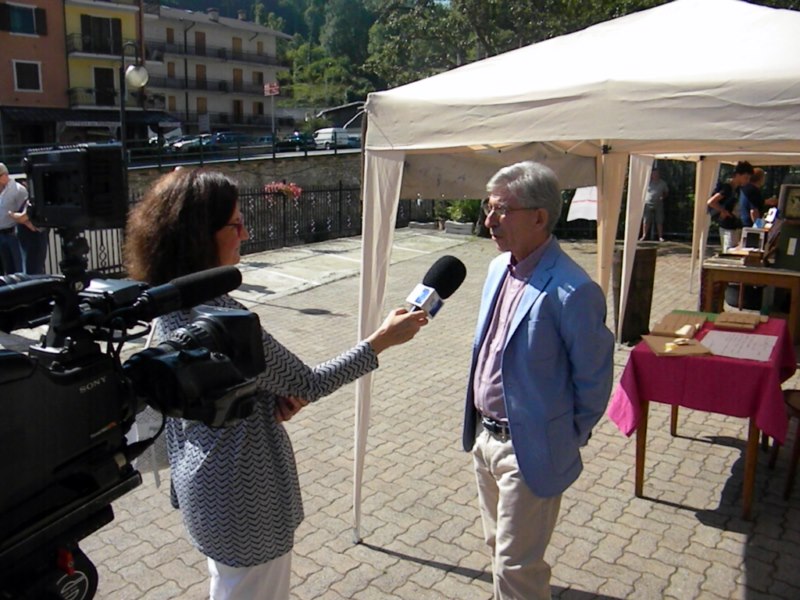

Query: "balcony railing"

xmin=66 ymin=0 xmax=141 ymax=7
xmin=145 ymin=39 xmax=287 ymax=68
xmin=170 ymin=111 xmax=294 ymax=130
xmin=67 ymin=33 xmax=140 ymax=57
xmin=146 ymin=75 xmax=272 ymax=96
xmin=68 ymin=87 xmax=163 ymax=110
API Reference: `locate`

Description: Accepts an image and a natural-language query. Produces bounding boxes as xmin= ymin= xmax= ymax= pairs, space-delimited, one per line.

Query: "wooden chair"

xmin=768 ymin=390 xmax=800 ymax=499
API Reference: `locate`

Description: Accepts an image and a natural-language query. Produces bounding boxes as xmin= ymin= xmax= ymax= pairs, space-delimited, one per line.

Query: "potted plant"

xmin=445 ymin=198 xmax=482 ymax=235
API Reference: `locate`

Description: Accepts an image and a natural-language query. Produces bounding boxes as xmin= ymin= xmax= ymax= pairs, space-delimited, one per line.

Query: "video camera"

xmin=0 ymin=144 xmax=264 ymax=599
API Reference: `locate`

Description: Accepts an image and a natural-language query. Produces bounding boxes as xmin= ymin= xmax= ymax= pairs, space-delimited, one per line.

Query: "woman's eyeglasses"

xmin=224 ymin=221 xmax=246 ymax=236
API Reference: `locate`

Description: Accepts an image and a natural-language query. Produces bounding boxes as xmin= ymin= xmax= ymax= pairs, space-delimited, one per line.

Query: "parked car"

xmin=346 ymin=133 xmax=361 ymax=149
xmin=313 ymin=127 xmax=351 ymax=150
xmin=251 ymin=134 xmax=274 ymax=152
xmin=170 ymin=134 xmax=212 ymax=153
xmin=166 ymin=135 xmax=199 ymax=152
xmin=209 ymin=131 xmax=256 ymax=147
xmin=274 ymin=132 xmax=316 ymax=152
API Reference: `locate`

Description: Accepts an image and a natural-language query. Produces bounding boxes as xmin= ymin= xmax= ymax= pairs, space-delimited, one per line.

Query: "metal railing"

xmin=33 ymin=185 xmax=609 ymax=280
xmin=67 ymin=87 xmax=157 ymax=109
xmin=146 ymin=75 xmax=271 ymax=96
xmin=145 ymin=39 xmax=288 ymax=68
xmin=66 ymin=33 xmax=137 ymax=57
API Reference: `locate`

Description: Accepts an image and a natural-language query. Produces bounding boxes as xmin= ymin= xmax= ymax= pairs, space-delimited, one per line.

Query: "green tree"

xmin=283 ymin=42 xmax=373 ymax=106
xmin=304 ymin=0 xmax=326 ymax=44
xmin=366 ymin=0 xmax=472 ymax=88
xmin=320 ymin=0 xmax=376 ymax=66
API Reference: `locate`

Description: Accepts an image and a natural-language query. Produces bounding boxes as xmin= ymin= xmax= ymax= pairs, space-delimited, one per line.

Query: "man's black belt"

xmin=0 ymin=226 xmax=15 ymax=235
xmin=481 ymin=414 xmax=511 ymax=440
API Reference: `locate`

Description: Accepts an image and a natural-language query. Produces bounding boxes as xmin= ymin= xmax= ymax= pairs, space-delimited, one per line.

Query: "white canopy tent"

xmin=352 ymin=0 xmax=800 ymax=540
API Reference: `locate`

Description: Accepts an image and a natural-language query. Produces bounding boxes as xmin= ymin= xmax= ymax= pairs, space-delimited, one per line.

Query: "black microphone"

xmin=406 ymin=255 xmax=467 ymax=317
xmin=0 ymin=276 xmax=64 ymax=310
xmin=0 ymin=276 xmax=64 ymax=333
xmin=132 ymin=266 xmax=243 ymax=321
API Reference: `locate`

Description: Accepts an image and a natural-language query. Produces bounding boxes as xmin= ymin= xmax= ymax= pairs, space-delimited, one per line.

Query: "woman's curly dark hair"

xmin=125 ymin=168 xmax=239 ymax=284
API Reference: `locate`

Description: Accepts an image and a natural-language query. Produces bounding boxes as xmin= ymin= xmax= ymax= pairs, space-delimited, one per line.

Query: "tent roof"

xmin=365 ymin=0 xmax=800 ymax=157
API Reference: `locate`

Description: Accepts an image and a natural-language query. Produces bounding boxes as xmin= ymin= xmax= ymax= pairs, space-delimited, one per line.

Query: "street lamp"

xmin=119 ymin=40 xmax=149 ymax=163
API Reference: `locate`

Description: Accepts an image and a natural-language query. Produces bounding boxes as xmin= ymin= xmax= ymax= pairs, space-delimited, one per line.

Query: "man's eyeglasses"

xmin=224 ymin=221 xmax=246 ymax=235
xmin=482 ymin=203 xmax=537 ymax=218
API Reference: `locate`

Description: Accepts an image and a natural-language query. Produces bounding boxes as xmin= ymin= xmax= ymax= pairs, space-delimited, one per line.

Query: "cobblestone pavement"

xmin=45 ymin=232 xmax=800 ymax=598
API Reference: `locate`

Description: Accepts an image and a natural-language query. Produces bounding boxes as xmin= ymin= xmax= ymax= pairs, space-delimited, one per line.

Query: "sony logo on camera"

xmin=79 ymin=375 xmax=107 ymax=394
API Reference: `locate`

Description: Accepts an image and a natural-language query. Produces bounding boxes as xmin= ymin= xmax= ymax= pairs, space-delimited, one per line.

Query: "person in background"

xmin=640 ymin=167 xmax=669 ymax=242
xmin=739 ymin=167 xmax=776 ymax=227
xmin=0 ymin=163 xmax=25 ymax=275
xmin=9 ymin=181 xmax=49 ymax=275
xmin=707 ymin=160 xmax=754 ymax=251
xmin=463 ymin=161 xmax=614 ymax=599
xmin=124 ymin=168 xmax=428 ymax=600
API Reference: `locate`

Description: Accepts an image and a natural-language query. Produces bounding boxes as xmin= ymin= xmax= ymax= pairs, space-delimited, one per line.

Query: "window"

xmin=0 ymin=4 xmax=47 ymax=35
xmin=13 ymin=60 xmax=41 ymax=91
xmin=80 ymin=14 xmax=121 ymax=54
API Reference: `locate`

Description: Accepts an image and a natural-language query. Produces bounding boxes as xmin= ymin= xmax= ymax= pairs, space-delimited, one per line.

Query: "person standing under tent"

xmin=640 ymin=167 xmax=669 ymax=241
xmin=462 ymin=160 xmax=614 ymax=599
xmin=707 ymin=161 xmax=754 ymax=252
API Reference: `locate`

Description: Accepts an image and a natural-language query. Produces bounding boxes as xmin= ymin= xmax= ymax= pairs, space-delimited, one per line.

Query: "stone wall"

xmin=126 ymin=152 xmax=362 ymax=195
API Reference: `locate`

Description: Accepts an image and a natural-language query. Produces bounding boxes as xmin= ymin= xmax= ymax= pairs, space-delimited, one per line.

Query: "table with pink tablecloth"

xmin=607 ymin=316 xmax=796 ymax=518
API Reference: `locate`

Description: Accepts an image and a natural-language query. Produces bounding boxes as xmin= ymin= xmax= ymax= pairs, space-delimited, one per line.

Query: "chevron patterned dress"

xmin=153 ymin=295 xmax=379 ymax=567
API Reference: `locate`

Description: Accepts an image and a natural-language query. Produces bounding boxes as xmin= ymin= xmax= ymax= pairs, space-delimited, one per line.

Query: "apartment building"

xmin=0 ymin=0 xmax=69 ymax=147
xmin=62 ymin=0 xmax=176 ymax=143
xmin=145 ymin=6 xmax=291 ymax=136
xmin=1 ymin=2 xmax=292 ymax=161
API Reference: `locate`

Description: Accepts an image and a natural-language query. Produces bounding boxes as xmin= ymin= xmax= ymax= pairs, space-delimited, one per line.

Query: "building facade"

xmin=0 ymin=0 xmax=69 ymax=147
xmin=144 ymin=6 xmax=291 ymax=136
xmin=0 ymin=2 xmax=292 ymax=169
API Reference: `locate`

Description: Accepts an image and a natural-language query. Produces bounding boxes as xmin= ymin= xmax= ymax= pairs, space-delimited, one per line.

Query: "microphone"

xmin=132 ymin=266 xmax=243 ymax=321
xmin=0 ymin=276 xmax=64 ymax=333
xmin=406 ymin=255 xmax=467 ymax=317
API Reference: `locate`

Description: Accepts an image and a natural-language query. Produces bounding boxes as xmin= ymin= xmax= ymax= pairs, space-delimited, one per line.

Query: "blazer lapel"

xmin=506 ymin=241 xmax=560 ymax=341
xmin=474 ymin=258 xmax=508 ymax=349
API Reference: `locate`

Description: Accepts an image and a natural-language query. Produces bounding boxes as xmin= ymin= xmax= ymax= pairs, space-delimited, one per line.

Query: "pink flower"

xmin=264 ymin=181 xmax=303 ymax=200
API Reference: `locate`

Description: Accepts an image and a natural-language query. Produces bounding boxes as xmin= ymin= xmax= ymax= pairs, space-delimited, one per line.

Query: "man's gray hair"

xmin=0 ymin=163 xmax=8 ymax=177
xmin=486 ymin=161 xmax=562 ymax=233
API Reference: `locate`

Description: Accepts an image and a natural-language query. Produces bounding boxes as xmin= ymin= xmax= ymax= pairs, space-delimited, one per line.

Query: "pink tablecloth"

xmin=608 ymin=318 xmax=797 ymax=443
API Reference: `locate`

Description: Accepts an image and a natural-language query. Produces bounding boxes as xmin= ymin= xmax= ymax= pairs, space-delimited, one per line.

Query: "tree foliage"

xmin=366 ymin=0 xmax=472 ymax=88
xmin=163 ymin=0 xmax=800 ymax=106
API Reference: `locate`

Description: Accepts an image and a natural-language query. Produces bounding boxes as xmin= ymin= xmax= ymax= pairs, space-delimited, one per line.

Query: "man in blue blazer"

xmin=463 ymin=161 xmax=614 ymax=599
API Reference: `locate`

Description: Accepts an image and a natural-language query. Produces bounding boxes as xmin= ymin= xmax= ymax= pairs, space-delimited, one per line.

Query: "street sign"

xmin=264 ymin=82 xmax=280 ymax=96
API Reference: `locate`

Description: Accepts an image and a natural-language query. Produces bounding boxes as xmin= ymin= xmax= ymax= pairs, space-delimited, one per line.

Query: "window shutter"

xmin=35 ymin=8 xmax=46 ymax=35
xmin=0 ymin=5 xmax=10 ymax=32
xmin=112 ymin=18 xmax=121 ymax=54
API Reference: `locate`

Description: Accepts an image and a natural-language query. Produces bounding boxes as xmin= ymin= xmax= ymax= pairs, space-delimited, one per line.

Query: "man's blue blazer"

xmin=463 ymin=239 xmax=615 ymax=497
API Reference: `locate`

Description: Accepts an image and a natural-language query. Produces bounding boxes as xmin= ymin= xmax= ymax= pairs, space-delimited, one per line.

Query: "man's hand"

xmin=275 ymin=395 xmax=309 ymax=423
xmin=9 ymin=208 xmax=38 ymax=232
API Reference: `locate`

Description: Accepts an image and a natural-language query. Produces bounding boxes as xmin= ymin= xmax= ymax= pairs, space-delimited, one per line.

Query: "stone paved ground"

xmin=59 ymin=233 xmax=800 ymax=598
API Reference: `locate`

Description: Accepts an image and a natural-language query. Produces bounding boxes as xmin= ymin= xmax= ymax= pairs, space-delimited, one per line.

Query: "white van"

xmin=313 ymin=127 xmax=350 ymax=150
